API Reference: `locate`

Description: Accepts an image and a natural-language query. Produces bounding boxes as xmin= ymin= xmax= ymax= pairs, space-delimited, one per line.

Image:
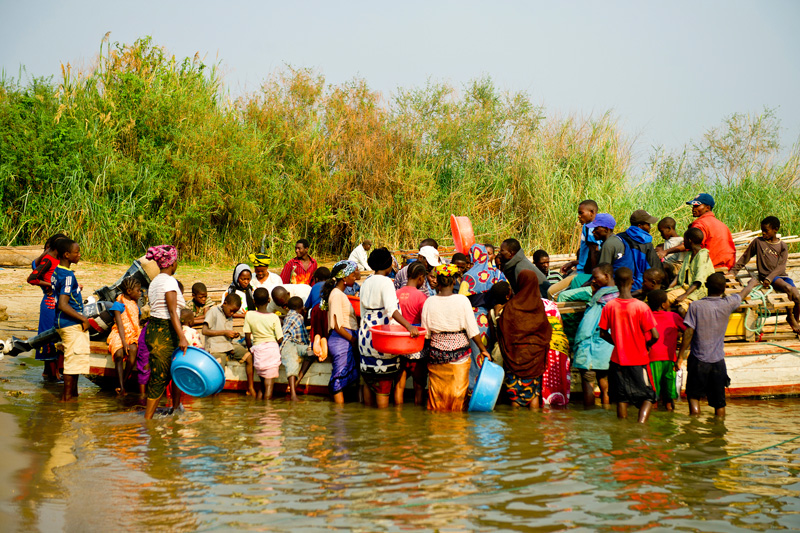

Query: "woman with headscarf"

xmin=358 ymin=247 xmax=419 ymax=408
xmin=143 ymin=245 xmax=188 ymax=420
xmin=248 ymin=251 xmax=283 ymax=293
xmin=320 ymin=260 xmax=360 ymax=404
xmin=459 ymin=243 xmax=505 ymax=391
xmin=421 ymin=264 xmax=490 ymax=411
xmin=226 ymin=263 xmax=255 ymax=317
xmin=497 ymin=270 xmax=552 ymax=409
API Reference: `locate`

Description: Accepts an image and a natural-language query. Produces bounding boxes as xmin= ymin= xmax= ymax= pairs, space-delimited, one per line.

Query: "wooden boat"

xmin=0 ymin=245 xmax=42 ymax=267
xmin=86 ymin=337 xmax=800 ymax=399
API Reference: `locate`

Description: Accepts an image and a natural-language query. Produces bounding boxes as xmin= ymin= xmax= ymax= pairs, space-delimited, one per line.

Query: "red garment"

xmin=647 ymin=310 xmax=686 ymax=362
xmin=598 ymin=298 xmax=657 ymax=366
xmin=690 ymin=212 xmax=735 ymax=270
xmin=396 ymin=286 xmax=427 ymax=324
xmin=28 ymin=253 xmax=58 ymax=287
xmin=280 ymin=257 xmax=318 ymax=285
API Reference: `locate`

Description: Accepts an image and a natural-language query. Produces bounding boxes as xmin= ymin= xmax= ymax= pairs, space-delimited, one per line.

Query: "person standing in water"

xmin=143 ymin=245 xmax=188 ymax=420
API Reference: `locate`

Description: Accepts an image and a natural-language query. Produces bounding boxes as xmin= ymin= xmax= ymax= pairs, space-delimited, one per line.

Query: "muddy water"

xmin=1 ymin=353 xmax=799 ymax=532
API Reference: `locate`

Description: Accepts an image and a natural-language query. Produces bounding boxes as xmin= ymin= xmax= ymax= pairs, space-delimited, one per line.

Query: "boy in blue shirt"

xmin=52 ymin=238 xmax=91 ymax=402
xmin=551 ymin=199 xmax=600 ymax=298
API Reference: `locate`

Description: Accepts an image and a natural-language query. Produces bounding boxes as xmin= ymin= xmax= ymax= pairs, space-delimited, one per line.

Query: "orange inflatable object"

xmin=451 ymin=215 xmax=475 ymax=255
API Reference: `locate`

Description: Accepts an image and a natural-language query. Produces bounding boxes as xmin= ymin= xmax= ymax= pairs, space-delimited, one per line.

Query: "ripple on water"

xmin=1 ymin=358 xmax=800 ymax=531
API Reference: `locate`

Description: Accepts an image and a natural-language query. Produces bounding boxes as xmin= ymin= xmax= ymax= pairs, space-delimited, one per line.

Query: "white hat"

xmin=418 ymin=246 xmax=440 ymax=267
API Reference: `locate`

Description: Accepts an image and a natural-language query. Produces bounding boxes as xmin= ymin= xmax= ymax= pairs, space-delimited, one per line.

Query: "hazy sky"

xmin=2 ymin=0 xmax=798 ymax=167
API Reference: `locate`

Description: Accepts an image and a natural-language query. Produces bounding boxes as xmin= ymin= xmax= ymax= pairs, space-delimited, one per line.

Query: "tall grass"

xmin=1 ymin=37 xmax=798 ymax=264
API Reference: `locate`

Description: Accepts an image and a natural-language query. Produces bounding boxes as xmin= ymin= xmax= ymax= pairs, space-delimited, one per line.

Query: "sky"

xmin=2 ymin=0 xmax=798 ymax=168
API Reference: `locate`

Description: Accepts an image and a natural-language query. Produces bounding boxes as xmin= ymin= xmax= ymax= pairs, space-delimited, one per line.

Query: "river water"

xmin=1 ymin=354 xmax=799 ymax=532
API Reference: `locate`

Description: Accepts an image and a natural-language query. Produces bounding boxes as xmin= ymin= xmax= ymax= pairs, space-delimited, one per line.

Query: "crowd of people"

xmin=25 ymin=193 xmax=799 ymax=423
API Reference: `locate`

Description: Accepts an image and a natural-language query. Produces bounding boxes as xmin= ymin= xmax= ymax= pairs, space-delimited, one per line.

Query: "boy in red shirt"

xmin=645 ymin=289 xmax=686 ymax=411
xmin=599 ymin=267 xmax=660 ymax=423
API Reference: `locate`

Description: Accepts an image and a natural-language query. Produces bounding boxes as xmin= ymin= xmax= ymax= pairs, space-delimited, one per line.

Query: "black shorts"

xmin=686 ymin=355 xmax=729 ymax=408
xmin=608 ymin=362 xmax=656 ymax=407
xmin=579 ymin=368 xmax=609 ymax=386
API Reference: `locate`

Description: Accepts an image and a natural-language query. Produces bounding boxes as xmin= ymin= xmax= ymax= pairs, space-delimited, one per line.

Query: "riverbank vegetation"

xmin=1 ymin=37 xmax=798 ymax=263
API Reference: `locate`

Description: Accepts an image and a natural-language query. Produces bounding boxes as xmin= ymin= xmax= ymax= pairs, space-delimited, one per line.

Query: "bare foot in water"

xmin=115 ymin=387 xmax=127 ymax=397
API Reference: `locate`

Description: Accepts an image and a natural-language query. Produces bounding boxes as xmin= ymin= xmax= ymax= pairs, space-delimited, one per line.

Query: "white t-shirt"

xmin=267 ymin=283 xmax=312 ymax=313
xmin=251 ymin=272 xmax=283 ymax=293
xmin=421 ymin=294 xmax=480 ymax=339
xmin=359 ymin=274 xmax=398 ymax=321
xmin=148 ymin=273 xmax=186 ymax=320
xmin=348 ymin=244 xmax=370 ymax=271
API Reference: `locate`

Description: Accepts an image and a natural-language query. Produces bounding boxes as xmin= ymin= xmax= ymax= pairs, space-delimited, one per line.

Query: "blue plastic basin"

xmin=171 ymin=346 xmax=226 ymax=397
xmin=468 ymin=359 xmax=504 ymax=412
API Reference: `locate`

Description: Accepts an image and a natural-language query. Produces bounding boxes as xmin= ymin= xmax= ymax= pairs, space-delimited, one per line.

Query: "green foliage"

xmin=1 ymin=37 xmax=798 ymax=264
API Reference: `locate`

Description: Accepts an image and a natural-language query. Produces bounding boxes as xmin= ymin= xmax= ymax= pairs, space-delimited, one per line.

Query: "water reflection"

xmin=2 ymin=358 xmax=800 ymax=532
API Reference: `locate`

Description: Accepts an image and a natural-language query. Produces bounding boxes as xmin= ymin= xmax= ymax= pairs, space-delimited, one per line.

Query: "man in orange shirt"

xmin=686 ymin=193 xmax=735 ymax=270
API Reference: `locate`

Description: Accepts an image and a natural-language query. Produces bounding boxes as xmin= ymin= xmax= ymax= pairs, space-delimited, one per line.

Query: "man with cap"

xmin=618 ymin=210 xmax=662 ymax=291
xmin=394 ymin=245 xmax=440 ymax=296
xmin=686 ymin=193 xmax=735 ymax=270
xmin=589 ymin=214 xmax=632 ymax=273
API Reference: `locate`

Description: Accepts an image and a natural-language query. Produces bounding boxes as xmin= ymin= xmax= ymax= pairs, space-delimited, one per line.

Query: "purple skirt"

xmin=328 ymin=328 xmax=358 ymax=394
xmin=136 ymin=323 xmax=150 ymax=385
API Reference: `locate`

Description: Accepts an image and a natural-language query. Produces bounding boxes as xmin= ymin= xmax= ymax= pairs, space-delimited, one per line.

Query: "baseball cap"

xmin=630 ymin=209 xmax=658 ymax=225
xmin=586 ymin=213 xmax=616 ymax=230
xmin=418 ymin=246 xmax=441 ymax=267
xmin=686 ymin=193 xmax=715 ymax=209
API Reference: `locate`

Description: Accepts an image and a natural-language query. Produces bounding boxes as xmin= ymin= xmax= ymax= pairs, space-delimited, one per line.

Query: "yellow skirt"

xmin=427 ymin=359 xmax=471 ymax=411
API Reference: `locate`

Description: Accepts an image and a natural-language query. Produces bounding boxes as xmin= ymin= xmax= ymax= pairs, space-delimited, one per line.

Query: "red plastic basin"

xmin=370 ymin=324 xmax=427 ymax=355
xmin=451 ymin=214 xmax=475 ymax=255
xmin=347 ymin=295 xmax=361 ymax=317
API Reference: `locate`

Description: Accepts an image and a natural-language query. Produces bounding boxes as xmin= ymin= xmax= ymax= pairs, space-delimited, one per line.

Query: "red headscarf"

xmin=498 ymin=270 xmax=552 ymax=378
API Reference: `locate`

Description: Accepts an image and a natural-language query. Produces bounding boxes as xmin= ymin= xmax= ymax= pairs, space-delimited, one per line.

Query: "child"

xmin=572 ymin=263 xmax=618 ymax=408
xmin=203 ymin=293 xmax=254 ymax=396
xmin=666 ymin=228 xmax=715 ymax=316
xmin=656 ymin=217 xmax=684 ymax=279
xmin=189 ymin=282 xmax=214 ymax=326
xmin=730 ymin=216 xmax=800 ymax=334
xmin=451 ymin=253 xmax=471 ymax=277
xmin=677 ymin=273 xmax=757 ymax=417
xmin=244 ymin=288 xmax=283 ymax=399
xmin=485 ymin=244 xmax=496 ymax=265
xmin=227 ymin=264 xmax=255 ymax=317
xmin=633 ymin=267 xmax=665 ymax=301
xmin=106 ymin=277 xmax=142 ymax=396
xmin=645 ymin=289 xmax=685 ymax=411
xmin=395 ymin=261 xmax=429 ymax=406
xmin=281 ymin=296 xmax=314 ymax=400
xmin=180 ymin=309 xmax=203 ymax=348
xmin=619 ymin=209 xmax=661 ymax=291
xmin=305 ymin=267 xmax=332 ymax=311
xmin=552 ymin=199 xmax=600 ymax=297
xmin=598 ymin=267 xmax=660 ymax=423
xmin=52 ymin=238 xmax=91 ymax=402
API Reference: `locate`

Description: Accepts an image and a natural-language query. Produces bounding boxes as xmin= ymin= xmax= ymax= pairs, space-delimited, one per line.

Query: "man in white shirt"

xmin=348 ymin=240 xmax=372 ymax=271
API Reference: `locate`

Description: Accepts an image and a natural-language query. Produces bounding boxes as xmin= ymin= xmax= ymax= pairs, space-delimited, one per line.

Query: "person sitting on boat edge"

xmin=551 ymin=199 xmax=600 ymax=298
xmin=729 ymin=216 xmax=800 ymax=335
xmin=677 ymin=273 xmax=759 ymax=418
xmin=249 ymin=251 xmax=283 ymax=294
xmin=666 ymin=228 xmax=715 ymax=317
xmin=189 ymin=282 xmax=214 ymax=326
xmin=203 ymin=292 xmax=253 ymax=396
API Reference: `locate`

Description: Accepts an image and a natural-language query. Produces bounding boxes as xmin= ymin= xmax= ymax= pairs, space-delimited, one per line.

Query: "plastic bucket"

xmin=450 ymin=215 xmax=475 ymax=255
xmin=347 ymin=295 xmax=361 ymax=317
xmin=468 ymin=359 xmax=504 ymax=412
xmin=369 ymin=324 xmax=427 ymax=355
xmin=171 ymin=346 xmax=226 ymax=397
